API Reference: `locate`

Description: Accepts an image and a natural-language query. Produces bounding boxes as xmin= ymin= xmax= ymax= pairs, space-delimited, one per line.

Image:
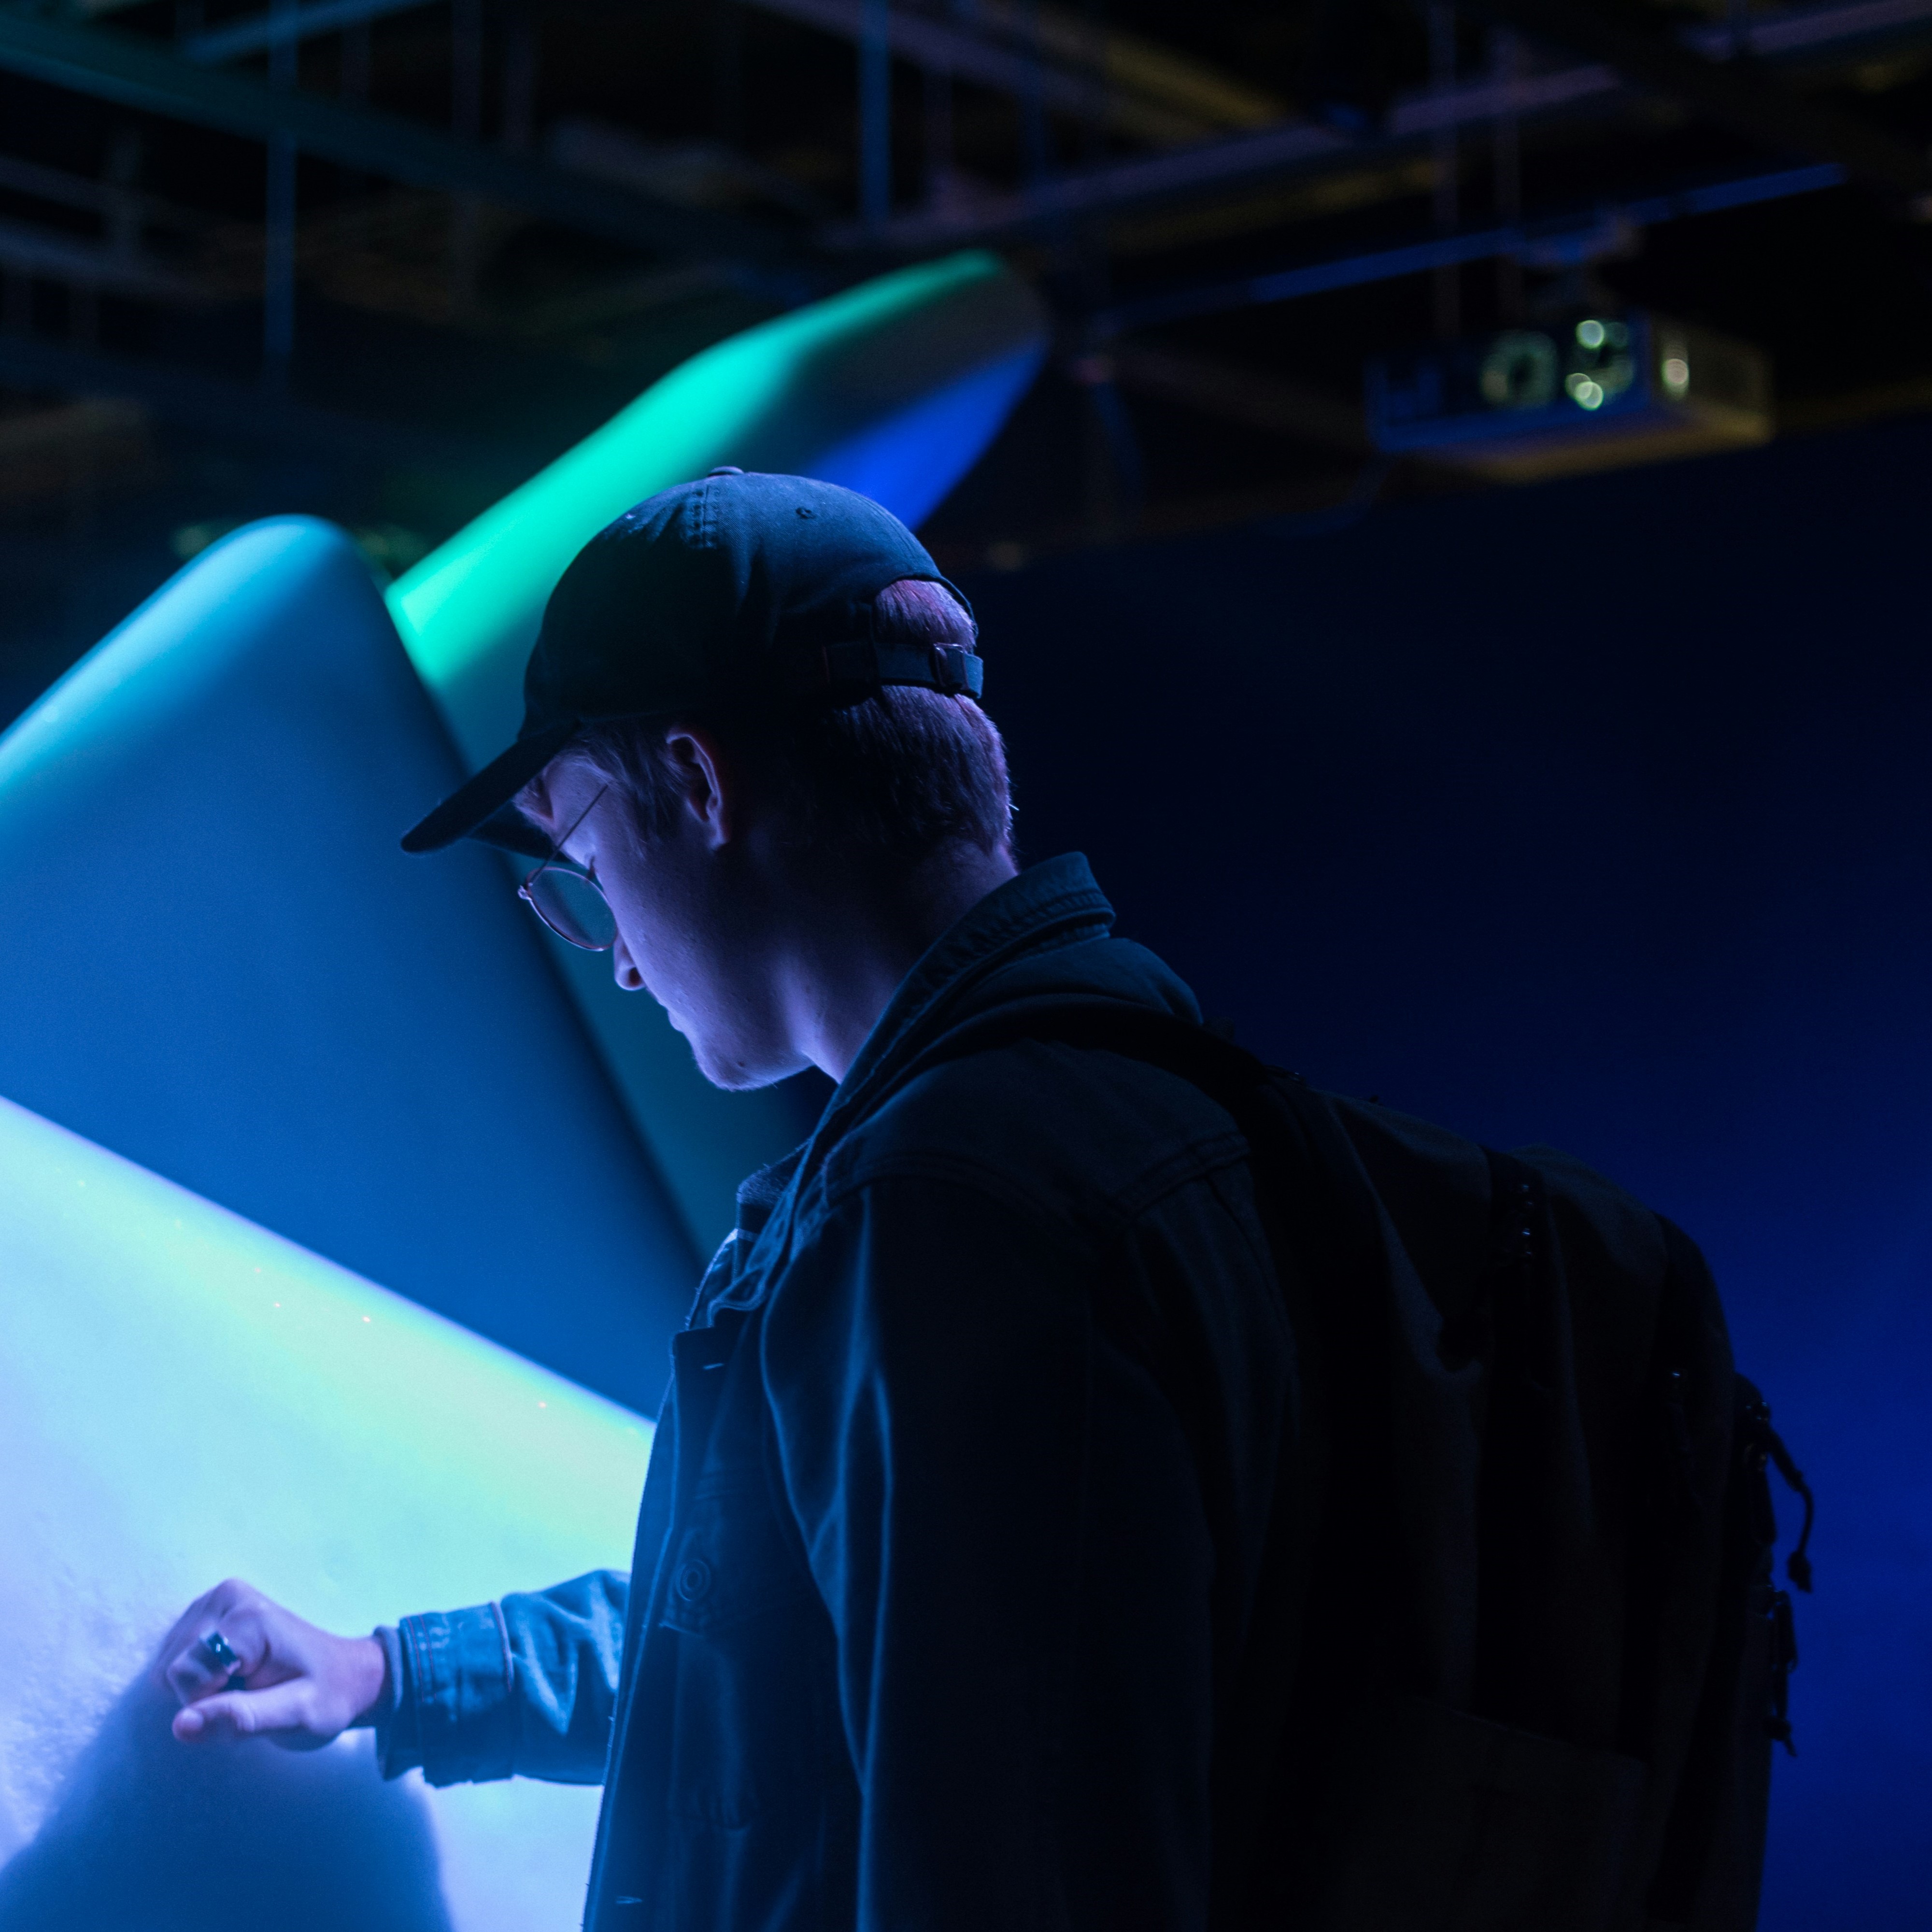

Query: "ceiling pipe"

xmin=1469 ymin=0 xmax=1932 ymax=194
xmin=0 ymin=9 xmax=800 ymax=263
xmin=1089 ymin=161 xmax=1848 ymax=337
xmin=831 ymin=0 xmax=1932 ymax=248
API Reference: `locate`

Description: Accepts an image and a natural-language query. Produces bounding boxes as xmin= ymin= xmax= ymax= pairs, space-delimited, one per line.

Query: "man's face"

xmin=529 ymin=754 xmax=809 ymax=1092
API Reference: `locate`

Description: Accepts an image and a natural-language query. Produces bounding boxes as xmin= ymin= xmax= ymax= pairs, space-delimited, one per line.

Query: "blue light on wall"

xmin=0 ymin=1090 xmax=652 ymax=1932
xmin=967 ymin=413 xmax=1932 ymax=1930
xmin=0 ymin=516 xmax=694 ymax=1411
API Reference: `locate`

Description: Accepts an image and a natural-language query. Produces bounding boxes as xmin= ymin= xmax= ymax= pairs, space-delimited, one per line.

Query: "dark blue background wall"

xmin=966 ymin=417 xmax=1932 ymax=1932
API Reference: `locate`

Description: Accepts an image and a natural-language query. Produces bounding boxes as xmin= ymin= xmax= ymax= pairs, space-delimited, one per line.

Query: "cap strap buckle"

xmin=790 ymin=640 xmax=983 ymax=703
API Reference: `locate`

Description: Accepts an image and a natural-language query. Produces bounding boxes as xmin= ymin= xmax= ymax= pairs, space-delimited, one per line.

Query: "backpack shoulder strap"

xmin=906 ymin=999 xmax=1406 ymax=1919
xmin=906 ymin=996 xmax=1369 ymax=1221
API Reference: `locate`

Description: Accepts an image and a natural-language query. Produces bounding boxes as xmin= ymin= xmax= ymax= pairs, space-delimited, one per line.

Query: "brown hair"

xmin=534 ymin=578 xmax=1013 ymax=865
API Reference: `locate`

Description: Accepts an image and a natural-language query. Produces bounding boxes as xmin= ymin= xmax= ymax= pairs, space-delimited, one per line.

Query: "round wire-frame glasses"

xmin=517 ymin=783 xmax=618 ymax=952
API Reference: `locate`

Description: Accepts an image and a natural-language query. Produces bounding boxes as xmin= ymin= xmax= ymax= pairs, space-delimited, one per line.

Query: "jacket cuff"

xmin=368 ymin=1624 xmax=420 ymax=1780
xmin=384 ymin=1603 xmax=519 ymax=1787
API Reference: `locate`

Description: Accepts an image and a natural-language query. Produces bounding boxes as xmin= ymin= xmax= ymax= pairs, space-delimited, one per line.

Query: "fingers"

xmin=156 ymin=1579 xmax=272 ymax=1707
xmin=154 ymin=1577 xmax=253 ymax=1677
xmin=151 ymin=1581 xmax=227 ymax=1686
xmin=172 ymin=1678 xmax=316 ymax=1745
xmin=158 ymin=1585 xmax=387 ymax=1752
xmin=165 ymin=1626 xmax=261 ymax=1707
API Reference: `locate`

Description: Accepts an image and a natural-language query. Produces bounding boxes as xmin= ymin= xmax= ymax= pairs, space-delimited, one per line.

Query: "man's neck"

xmin=776 ymin=843 xmax=1018 ymax=1082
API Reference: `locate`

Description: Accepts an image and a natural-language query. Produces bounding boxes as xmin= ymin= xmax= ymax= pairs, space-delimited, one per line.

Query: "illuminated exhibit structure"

xmin=388 ymin=251 xmax=1045 ymax=774
xmin=0 ymin=1093 xmax=650 ymax=1932
xmin=0 ymin=516 xmax=694 ymax=1411
xmin=0 ymin=249 xmax=1047 ymax=1387
xmin=0 ymin=250 xmax=1046 ymax=1931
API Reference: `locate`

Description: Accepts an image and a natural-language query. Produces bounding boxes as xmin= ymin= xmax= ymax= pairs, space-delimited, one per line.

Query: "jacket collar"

xmin=827 ymin=851 xmax=1114 ymax=1126
xmin=699 ymin=853 xmax=1113 ymax=1321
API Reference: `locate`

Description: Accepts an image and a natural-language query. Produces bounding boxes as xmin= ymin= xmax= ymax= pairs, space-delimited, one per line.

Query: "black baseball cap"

xmin=400 ymin=469 xmax=980 ymax=854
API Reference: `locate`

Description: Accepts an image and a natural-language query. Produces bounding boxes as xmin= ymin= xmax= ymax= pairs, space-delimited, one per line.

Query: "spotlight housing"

xmin=1367 ymin=312 xmax=1770 ymax=482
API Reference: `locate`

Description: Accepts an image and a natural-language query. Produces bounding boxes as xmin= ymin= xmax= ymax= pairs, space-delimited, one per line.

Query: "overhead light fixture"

xmin=1365 ymin=311 xmax=1770 ymax=482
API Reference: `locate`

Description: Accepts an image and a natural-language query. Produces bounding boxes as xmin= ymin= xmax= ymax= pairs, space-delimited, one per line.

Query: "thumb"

xmin=173 ymin=1680 xmax=317 ymax=1743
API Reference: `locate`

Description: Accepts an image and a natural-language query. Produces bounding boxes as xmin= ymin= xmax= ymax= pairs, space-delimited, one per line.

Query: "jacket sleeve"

xmin=760 ymin=1170 xmax=1219 ymax=1932
xmin=373 ymin=1569 xmax=628 ymax=1787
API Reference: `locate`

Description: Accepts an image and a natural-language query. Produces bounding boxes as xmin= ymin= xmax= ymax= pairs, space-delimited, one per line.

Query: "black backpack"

xmin=929 ymin=999 xmax=1814 ymax=1932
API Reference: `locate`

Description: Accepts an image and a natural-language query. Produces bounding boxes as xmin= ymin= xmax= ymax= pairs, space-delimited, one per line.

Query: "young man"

xmin=160 ymin=470 xmax=1295 ymax=1932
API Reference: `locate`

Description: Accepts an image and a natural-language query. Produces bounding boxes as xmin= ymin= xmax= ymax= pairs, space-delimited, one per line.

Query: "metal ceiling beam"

xmin=1682 ymin=0 xmax=1932 ymax=61
xmin=746 ymin=0 xmax=1300 ymax=147
xmin=0 ymin=12 xmax=797 ymax=261
xmin=182 ymin=0 xmax=1232 ymax=145
xmin=178 ymin=0 xmax=1932 ymax=115
xmin=0 ymin=327 xmax=528 ymax=475
xmin=173 ymin=0 xmax=1932 ymax=219
xmin=179 ymin=0 xmax=1932 ymax=88
xmin=1470 ymin=0 xmax=1932 ymax=194
xmin=831 ymin=117 xmax=1354 ymax=248
xmin=838 ymin=0 xmax=1932 ymax=249
xmin=1091 ymin=162 xmax=1847 ymax=337
xmin=1106 ymin=341 xmax=1369 ymax=452
xmin=831 ymin=62 xmax=1615 ymax=247
xmin=0 ymin=213 xmax=208 ymax=300
xmin=742 ymin=0 xmax=1196 ymax=144
xmin=183 ymin=0 xmax=423 ymax=65
xmin=0 ymin=148 xmax=199 ymax=228
xmin=992 ymin=0 xmax=1281 ymax=129
xmin=186 ymin=0 xmax=1292 ymax=159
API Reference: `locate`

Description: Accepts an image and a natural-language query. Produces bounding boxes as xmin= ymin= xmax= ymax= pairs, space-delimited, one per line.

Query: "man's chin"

xmin=687 ymin=1034 xmax=809 ymax=1093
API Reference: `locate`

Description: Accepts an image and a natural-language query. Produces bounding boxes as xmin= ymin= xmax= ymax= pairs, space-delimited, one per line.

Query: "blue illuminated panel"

xmin=0 ymin=516 xmax=696 ymax=1410
xmin=0 ymin=1093 xmax=652 ymax=1931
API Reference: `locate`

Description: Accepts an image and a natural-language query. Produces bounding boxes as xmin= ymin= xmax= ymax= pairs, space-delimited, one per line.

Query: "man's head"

xmin=402 ymin=471 xmax=1017 ymax=1088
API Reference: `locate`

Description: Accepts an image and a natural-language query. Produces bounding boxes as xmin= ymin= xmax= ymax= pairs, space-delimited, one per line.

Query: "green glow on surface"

xmin=386 ymin=250 xmax=1021 ymax=767
xmin=0 ymin=1093 xmax=651 ymax=1594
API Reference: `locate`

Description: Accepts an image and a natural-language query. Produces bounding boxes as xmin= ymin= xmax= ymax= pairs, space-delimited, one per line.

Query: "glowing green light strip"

xmin=385 ymin=250 xmax=1014 ymax=768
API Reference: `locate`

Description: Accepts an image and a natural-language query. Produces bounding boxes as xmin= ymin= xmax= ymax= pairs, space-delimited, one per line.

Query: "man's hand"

xmin=155 ymin=1578 xmax=389 ymax=1750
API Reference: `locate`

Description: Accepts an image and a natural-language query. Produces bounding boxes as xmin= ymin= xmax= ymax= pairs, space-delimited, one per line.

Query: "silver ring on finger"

xmin=197 ymin=1629 xmax=242 ymax=1683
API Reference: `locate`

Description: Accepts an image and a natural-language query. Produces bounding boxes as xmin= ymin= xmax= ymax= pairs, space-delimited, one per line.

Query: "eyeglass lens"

xmin=521 ymin=864 xmax=618 ymax=951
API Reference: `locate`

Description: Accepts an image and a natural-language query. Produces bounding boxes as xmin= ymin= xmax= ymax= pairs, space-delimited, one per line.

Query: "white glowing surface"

xmin=0 ymin=1094 xmax=652 ymax=1931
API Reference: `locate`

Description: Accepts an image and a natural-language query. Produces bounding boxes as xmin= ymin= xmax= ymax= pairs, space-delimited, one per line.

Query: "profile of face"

xmin=525 ymin=744 xmax=811 ymax=1093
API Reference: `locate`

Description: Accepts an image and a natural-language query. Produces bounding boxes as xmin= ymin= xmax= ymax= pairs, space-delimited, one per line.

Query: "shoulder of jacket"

xmin=814 ymin=1035 xmax=1249 ymax=1223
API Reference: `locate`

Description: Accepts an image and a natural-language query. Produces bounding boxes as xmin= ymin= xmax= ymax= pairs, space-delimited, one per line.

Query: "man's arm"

xmin=158 ymin=1571 xmax=628 ymax=1786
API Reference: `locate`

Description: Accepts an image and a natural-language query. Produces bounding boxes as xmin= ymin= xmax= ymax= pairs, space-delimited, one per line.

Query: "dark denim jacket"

xmin=376 ymin=854 xmax=1295 ymax=1932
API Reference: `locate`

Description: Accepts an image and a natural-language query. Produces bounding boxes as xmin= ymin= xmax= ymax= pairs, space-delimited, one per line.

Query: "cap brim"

xmin=400 ymin=719 xmax=580 ymax=854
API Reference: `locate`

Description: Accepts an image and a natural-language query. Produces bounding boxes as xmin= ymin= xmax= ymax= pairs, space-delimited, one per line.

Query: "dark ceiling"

xmin=2 ymin=0 xmax=1931 ymax=647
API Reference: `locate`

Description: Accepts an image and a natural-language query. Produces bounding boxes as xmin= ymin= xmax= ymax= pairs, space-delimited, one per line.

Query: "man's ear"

xmin=661 ymin=725 xmax=735 ymax=849
xmin=516 ymin=770 xmax=554 ymax=829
